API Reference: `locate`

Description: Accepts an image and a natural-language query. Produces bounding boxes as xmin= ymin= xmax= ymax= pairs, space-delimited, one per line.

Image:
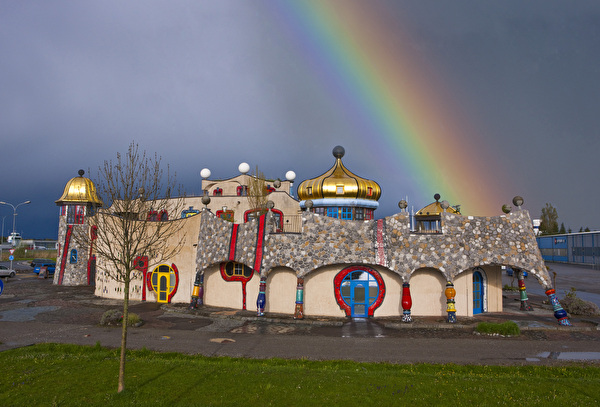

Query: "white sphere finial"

xmin=200 ymin=168 xmax=211 ymax=179
xmin=239 ymin=162 xmax=250 ymax=174
xmin=285 ymin=170 xmax=296 ymax=182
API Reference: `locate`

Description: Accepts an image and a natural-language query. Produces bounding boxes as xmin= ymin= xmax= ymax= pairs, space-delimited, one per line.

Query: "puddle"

xmin=0 ymin=306 xmax=59 ymax=322
xmin=536 ymin=352 xmax=600 ymax=361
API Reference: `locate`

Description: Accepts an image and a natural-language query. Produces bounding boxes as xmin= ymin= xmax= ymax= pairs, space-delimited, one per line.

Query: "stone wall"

xmin=196 ymin=208 xmax=550 ymax=289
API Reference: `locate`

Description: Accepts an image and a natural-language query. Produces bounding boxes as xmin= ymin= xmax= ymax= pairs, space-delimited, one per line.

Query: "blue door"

xmin=340 ymin=271 xmax=379 ymax=318
xmin=473 ymin=271 xmax=484 ymax=314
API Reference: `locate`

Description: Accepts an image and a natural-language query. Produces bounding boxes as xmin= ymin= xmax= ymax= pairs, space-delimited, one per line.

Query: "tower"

xmin=297 ymin=146 xmax=381 ymax=220
xmin=54 ymin=170 xmax=103 ymax=285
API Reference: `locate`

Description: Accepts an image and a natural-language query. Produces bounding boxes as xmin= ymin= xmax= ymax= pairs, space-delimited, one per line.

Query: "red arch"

xmin=333 ymin=265 xmax=386 ymax=317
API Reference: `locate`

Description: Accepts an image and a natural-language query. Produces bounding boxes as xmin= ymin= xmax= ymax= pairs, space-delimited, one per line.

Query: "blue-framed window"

xmin=69 ymin=249 xmax=78 ymax=264
xmin=327 ymin=207 xmax=339 ymax=218
xmin=341 ymin=207 xmax=352 ymax=220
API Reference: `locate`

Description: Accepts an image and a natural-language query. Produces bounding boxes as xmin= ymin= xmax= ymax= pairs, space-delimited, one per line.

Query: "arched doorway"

xmin=334 ymin=266 xmax=385 ymax=317
xmin=473 ymin=268 xmax=485 ymax=314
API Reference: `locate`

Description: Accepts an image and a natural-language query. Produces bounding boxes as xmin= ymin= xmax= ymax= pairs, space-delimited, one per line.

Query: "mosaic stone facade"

xmin=196 ymin=207 xmax=550 ymax=288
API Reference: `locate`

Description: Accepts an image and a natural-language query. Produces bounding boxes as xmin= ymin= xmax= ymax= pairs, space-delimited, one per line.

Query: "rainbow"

xmin=266 ymin=0 xmax=512 ymax=216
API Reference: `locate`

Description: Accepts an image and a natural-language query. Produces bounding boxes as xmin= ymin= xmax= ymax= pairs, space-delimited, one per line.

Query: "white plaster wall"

xmin=409 ymin=269 xmax=446 ymax=316
xmin=373 ymin=267 xmax=404 ymax=317
xmin=204 ymin=265 xmax=260 ymax=311
xmin=265 ymin=268 xmax=297 ymax=314
xmin=304 ymin=266 xmax=346 ymax=318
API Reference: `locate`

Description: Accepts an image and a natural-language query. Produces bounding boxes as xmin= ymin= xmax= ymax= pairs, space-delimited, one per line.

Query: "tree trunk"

xmin=117 ymin=276 xmax=130 ymax=393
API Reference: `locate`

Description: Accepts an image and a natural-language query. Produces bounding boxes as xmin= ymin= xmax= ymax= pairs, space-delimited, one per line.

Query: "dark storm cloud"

xmin=0 ymin=0 xmax=598 ymax=238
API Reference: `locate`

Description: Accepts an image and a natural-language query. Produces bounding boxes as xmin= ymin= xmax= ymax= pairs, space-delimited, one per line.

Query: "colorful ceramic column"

xmin=189 ymin=273 xmax=204 ymax=309
xmin=294 ymin=278 xmax=304 ymax=320
xmin=445 ymin=281 xmax=457 ymax=323
xmin=545 ymin=288 xmax=572 ymax=326
xmin=257 ymin=277 xmax=267 ymax=316
xmin=401 ymin=282 xmax=412 ymax=323
xmin=517 ymin=269 xmax=533 ymax=311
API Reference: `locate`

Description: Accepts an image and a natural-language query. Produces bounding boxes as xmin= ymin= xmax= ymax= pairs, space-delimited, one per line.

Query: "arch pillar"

xmin=516 ymin=269 xmax=533 ymax=311
xmin=445 ymin=281 xmax=457 ymax=323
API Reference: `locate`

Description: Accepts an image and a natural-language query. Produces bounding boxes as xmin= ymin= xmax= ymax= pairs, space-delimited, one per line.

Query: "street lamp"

xmin=0 ymin=200 xmax=31 ymax=243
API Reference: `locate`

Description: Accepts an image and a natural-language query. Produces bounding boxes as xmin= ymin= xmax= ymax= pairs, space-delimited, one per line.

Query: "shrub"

xmin=502 ymin=284 xmax=519 ymax=292
xmin=560 ymin=287 xmax=600 ymax=316
xmin=100 ymin=309 xmax=142 ymax=326
xmin=476 ymin=321 xmax=520 ymax=336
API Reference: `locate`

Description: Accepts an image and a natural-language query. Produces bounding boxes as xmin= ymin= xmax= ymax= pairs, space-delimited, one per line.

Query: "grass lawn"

xmin=1 ymin=343 xmax=599 ymax=406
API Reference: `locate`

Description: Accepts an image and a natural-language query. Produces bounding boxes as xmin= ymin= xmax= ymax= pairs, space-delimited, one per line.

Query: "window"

xmin=181 ymin=206 xmax=200 ymax=218
xmin=314 ymin=207 xmax=325 ymax=216
xmin=416 ymin=217 xmax=442 ymax=233
xmin=150 ymin=264 xmax=179 ymax=303
xmin=367 ymin=187 xmax=373 ymax=197
xmin=336 ymin=185 xmax=344 ymax=195
xmin=355 ymin=208 xmax=364 ymax=220
xmin=213 ymin=188 xmax=223 ymax=196
xmin=341 ymin=207 xmax=352 ymax=220
xmin=236 ymin=185 xmax=248 ymax=196
xmin=147 ymin=210 xmax=158 ymax=221
xmin=244 ymin=208 xmax=283 ymax=231
xmin=307 ymin=187 xmax=312 ymax=195
xmin=66 ymin=205 xmax=85 ymax=225
xmin=223 ymin=262 xmax=253 ymax=278
xmin=216 ymin=209 xmax=235 ymax=222
xmin=365 ymin=209 xmax=374 ymax=220
xmin=327 ymin=207 xmax=339 ymax=218
xmin=69 ymin=249 xmax=78 ymax=264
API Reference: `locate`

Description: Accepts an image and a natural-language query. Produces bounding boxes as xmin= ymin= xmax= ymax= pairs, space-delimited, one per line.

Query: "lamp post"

xmin=0 ymin=200 xmax=31 ymax=240
xmin=0 ymin=200 xmax=30 ymax=271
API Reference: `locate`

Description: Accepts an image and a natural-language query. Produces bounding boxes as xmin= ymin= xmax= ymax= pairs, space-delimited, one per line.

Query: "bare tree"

xmin=246 ymin=165 xmax=269 ymax=214
xmin=75 ymin=143 xmax=186 ymax=393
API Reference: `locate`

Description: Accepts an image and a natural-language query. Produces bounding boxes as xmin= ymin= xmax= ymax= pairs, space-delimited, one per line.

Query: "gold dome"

xmin=297 ymin=146 xmax=381 ymax=201
xmin=416 ymin=194 xmax=460 ymax=216
xmin=56 ymin=170 xmax=103 ymax=207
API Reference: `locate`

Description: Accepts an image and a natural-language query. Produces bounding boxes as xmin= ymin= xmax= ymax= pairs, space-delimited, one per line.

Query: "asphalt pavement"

xmin=1 ymin=261 xmax=599 ymax=366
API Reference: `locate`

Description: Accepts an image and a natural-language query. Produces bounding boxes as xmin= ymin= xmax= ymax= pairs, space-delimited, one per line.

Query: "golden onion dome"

xmin=55 ymin=170 xmax=103 ymax=207
xmin=416 ymin=194 xmax=460 ymax=216
xmin=297 ymin=146 xmax=381 ymax=202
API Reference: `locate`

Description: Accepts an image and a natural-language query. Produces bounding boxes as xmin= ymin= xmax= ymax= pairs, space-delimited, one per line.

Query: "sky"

xmin=1 ymin=0 xmax=599 ymax=239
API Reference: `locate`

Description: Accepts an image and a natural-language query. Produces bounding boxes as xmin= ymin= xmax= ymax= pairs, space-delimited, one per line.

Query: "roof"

xmin=297 ymin=146 xmax=381 ymax=202
xmin=55 ymin=170 xmax=103 ymax=206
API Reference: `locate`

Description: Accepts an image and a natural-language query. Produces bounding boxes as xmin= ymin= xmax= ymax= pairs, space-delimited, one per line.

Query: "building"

xmin=55 ymin=147 xmax=571 ymax=325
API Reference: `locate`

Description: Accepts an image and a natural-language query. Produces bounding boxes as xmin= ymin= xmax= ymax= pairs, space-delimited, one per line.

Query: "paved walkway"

xmin=1 ymin=264 xmax=599 ymax=366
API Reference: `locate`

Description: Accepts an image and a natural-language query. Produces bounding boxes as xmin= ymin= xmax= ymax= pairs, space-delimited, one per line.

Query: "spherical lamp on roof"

xmin=434 ymin=193 xmax=441 ymax=202
xmin=502 ymin=204 xmax=512 ymax=214
xmin=78 ymin=169 xmax=85 ymax=177
xmin=441 ymin=200 xmax=450 ymax=211
xmin=305 ymin=200 xmax=313 ymax=210
xmin=285 ymin=171 xmax=296 ymax=182
xmin=512 ymin=196 xmax=524 ymax=208
xmin=273 ymin=179 xmax=281 ymax=189
xmin=266 ymin=200 xmax=274 ymax=210
xmin=398 ymin=200 xmax=408 ymax=211
xmin=238 ymin=162 xmax=250 ymax=174
xmin=200 ymin=168 xmax=211 ymax=179
xmin=332 ymin=145 xmax=345 ymax=158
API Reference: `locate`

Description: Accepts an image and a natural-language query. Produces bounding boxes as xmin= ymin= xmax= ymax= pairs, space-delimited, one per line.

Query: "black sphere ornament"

xmin=512 ymin=196 xmax=524 ymax=208
xmin=434 ymin=193 xmax=441 ymax=201
xmin=332 ymin=145 xmax=345 ymax=158
xmin=502 ymin=204 xmax=512 ymax=214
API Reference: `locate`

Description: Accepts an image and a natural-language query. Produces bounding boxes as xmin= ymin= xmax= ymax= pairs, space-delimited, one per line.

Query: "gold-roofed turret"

xmin=297 ymin=146 xmax=381 ymax=201
xmin=416 ymin=193 xmax=460 ymax=217
xmin=55 ymin=170 xmax=103 ymax=207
